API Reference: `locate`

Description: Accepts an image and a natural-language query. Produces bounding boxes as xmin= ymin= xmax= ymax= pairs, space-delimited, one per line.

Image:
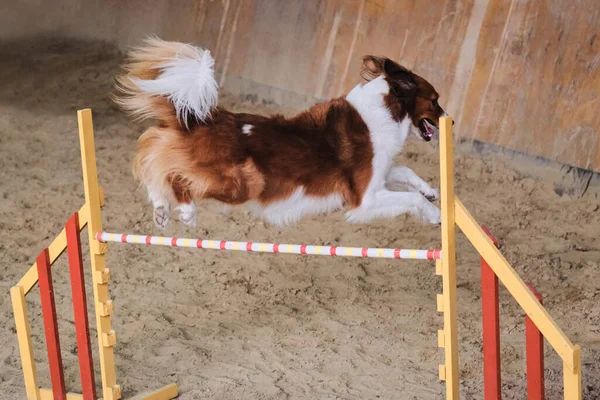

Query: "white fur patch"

xmin=242 ymin=124 xmax=253 ymax=135
xmin=133 ymin=44 xmax=218 ymax=126
xmin=345 ymin=189 xmax=441 ymax=224
xmin=248 ymin=187 xmax=343 ymax=226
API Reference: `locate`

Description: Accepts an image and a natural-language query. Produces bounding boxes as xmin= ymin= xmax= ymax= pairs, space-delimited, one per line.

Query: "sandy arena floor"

xmin=0 ymin=38 xmax=599 ymax=399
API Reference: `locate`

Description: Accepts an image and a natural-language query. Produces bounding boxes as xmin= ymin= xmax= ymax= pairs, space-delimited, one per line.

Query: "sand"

xmin=0 ymin=38 xmax=599 ymax=400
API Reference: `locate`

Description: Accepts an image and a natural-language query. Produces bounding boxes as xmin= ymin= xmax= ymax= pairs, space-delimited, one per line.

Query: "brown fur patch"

xmin=133 ymin=98 xmax=373 ymax=210
xmin=411 ymin=73 xmax=445 ymax=126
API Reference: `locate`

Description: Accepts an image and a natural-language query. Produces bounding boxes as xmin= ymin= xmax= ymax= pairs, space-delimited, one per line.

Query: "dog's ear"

xmin=361 ymin=56 xmax=417 ymax=101
xmin=361 ymin=55 xmax=386 ymax=81
xmin=383 ymin=59 xmax=417 ymax=99
xmin=383 ymin=58 xmax=409 ymax=76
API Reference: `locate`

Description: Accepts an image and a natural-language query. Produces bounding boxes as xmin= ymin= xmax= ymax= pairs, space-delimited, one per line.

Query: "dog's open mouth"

xmin=418 ymin=118 xmax=437 ymax=141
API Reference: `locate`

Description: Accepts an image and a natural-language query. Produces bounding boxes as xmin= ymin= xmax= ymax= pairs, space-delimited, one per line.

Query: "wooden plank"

xmin=526 ymin=283 xmax=545 ymax=400
xmin=454 ymin=198 xmax=579 ymax=373
xmin=439 ymin=116 xmax=460 ymax=400
xmin=37 ymin=248 xmax=66 ymax=400
xmin=563 ymin=345 xmax=582 ymax=400
xmin=18 ymin=203 xmax=89 ymax=295
xmin=481 ymin=227 xmax=501 ymax=400
xmin=78 ymin=109 xmax=120 ymax=400
xmin=129 ymin=383 xmax=178 ymax=400
xmin=66 ymin=213 xmax=97 ymax=400
xmin=40 ymin=389 xmax=83 ymax=400
xmin=10 ymin=285 xmax=40 ymax=400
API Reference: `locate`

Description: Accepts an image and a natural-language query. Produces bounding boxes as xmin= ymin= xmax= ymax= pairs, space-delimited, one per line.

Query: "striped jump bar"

xmin=96 ymin=232 xmax=441 ymax=260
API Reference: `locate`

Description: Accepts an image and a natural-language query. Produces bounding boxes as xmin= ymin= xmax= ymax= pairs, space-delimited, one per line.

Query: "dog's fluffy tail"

xmin=114 ymin=37 xmax=218 ymax=129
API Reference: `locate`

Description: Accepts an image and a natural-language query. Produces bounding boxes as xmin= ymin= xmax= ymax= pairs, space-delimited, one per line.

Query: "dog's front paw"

xmin=421 ymin=203 xmax=441 ymax=225
xmin=153 ymin=205 xmax=170 ymax=229
xmin=421 ymin=187 xmax=439 ymax=202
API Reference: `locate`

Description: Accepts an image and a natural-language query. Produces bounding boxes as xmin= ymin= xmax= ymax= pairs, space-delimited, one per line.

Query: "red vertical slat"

xmin=481 ymin=227 xmax=501 ymax=400
xmin=37 ymin=248 xmax=67 ymax=400
xmin=526 ymin=283 xmax=545 ymax=400
xmin=66 ymin=213 xmax=97 ymax=400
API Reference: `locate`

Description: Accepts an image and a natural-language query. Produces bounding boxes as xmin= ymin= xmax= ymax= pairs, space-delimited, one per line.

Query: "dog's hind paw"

xmin=153 ymin=205 xmax=170 ymax=229
xmin=421 ymin=203 xmax=441 ymax=225
xmin=180 ymin=214 xmax=196 ymax=227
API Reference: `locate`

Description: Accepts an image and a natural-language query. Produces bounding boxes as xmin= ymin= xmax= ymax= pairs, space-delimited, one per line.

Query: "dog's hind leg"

xmin=170 ymin=176 xmax=197 ymax=227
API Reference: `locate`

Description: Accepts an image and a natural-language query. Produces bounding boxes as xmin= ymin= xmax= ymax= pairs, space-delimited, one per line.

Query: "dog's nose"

xmin=452 ymin=120 xmax=455 ymax=126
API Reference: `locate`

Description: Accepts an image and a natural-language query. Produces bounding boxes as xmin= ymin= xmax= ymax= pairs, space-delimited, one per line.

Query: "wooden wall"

xmin=3 ymin=0 xmax=600 ymax=171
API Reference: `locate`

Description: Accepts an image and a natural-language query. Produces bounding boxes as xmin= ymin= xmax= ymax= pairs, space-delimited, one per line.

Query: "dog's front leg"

xmin=386 ymin=166 xmax=439 ymax=201
xmin=345 ymin=189 xmax=441 ymax=224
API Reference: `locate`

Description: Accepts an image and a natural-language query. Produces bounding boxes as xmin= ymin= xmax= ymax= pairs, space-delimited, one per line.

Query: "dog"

xmin=114 ymin=38 xmax=447 ymax=228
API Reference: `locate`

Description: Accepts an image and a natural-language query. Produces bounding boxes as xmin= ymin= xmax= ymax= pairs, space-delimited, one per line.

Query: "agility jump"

xmin=10 ymin=110 xmax=582 ymax=400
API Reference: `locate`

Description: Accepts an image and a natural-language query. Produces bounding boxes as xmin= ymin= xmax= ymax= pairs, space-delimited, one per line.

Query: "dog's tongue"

xmin=419 ymin=119 xmax=433 ymax=141
xmin=424 ymin=123 xmax=434 ymax=139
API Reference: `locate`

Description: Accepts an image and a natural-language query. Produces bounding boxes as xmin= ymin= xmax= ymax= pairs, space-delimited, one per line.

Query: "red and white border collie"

xmin=115 ymin=38 xmax=447 ymax=228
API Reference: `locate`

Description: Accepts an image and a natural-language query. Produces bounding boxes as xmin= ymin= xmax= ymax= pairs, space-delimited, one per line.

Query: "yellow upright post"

xmin=564 ymin=345 xmax=582 ymax=400
xmin=78 ymin=109 xmax=121 ymax=400
xmin=11 ymin=285 xmax=40 ymax=400
xmin=439 ymin=116 xmax=459 ymax=399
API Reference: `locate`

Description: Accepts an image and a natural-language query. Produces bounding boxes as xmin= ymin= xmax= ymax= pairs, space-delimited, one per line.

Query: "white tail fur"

xmin=115 ymin=37 xmax=219 ymax=128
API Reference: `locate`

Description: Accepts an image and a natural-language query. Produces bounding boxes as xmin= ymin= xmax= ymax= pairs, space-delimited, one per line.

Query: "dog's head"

xmin=361 ymin=56 xmax=447 ymax=141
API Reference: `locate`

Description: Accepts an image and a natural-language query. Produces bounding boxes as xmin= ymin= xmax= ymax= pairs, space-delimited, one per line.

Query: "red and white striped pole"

xmin=96 ymin=232 xmax=442 ymax=260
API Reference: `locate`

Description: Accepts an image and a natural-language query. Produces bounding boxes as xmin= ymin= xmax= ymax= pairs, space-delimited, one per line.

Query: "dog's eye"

xmin=432 ymin=98 xmax=439 ymax=107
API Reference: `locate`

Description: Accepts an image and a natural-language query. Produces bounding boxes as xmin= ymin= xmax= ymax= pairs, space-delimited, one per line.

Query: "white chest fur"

xmin=346 ymin=77 xmax=411 ymax=197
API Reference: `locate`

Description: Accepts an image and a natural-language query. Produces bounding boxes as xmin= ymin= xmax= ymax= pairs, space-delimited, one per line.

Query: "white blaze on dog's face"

xmin=361 ymin=56 xmax=448 ymax=141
